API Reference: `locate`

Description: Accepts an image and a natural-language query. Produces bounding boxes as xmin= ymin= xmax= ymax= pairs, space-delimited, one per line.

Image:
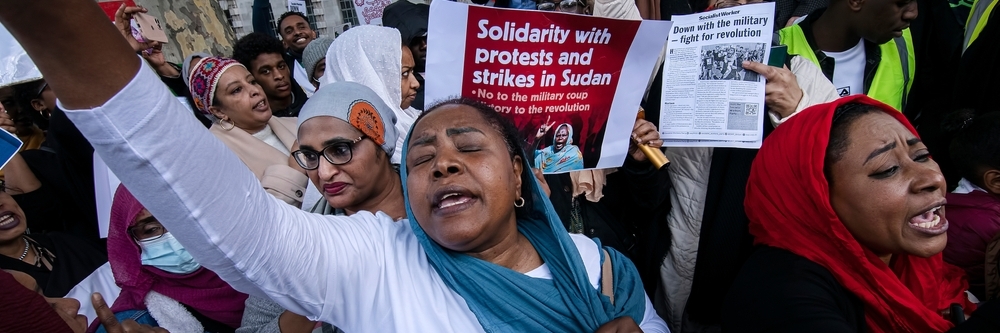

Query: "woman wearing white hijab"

xmin=321 ymin=25 xmax=422 ymax=165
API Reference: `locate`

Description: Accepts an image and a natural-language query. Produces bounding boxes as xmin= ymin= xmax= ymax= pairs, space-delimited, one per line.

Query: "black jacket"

xmin=723 ymin=246 xmax=1000 ymax=332
xmin=543 ymin=157 xmax=672 ymax=295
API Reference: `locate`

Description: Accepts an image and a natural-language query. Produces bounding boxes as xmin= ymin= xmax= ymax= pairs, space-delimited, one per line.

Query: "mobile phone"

xmin=768 ymin=45 xmax=788 ymax=68
xmin=134 ymin=12 xmax=169 ymax=43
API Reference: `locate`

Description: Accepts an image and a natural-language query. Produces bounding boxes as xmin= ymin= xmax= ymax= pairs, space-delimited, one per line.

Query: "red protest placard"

xmin=98 ymin=0 xmax=138 ymax=21
xmin=426 ymin=2 xmax=670 ymax=173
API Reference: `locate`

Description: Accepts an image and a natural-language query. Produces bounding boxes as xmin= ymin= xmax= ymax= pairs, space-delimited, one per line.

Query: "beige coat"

xmin=210 ymin=117 xmax=308 ymax=207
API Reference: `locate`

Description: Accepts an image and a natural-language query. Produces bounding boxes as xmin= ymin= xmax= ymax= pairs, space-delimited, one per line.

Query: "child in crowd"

xmin=943 ymin=111 xmax=1000 ymax=302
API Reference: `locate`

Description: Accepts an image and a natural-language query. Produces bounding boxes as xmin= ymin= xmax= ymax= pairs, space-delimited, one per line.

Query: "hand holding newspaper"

xmin=658 ymin=2 xmax=775 ymax=149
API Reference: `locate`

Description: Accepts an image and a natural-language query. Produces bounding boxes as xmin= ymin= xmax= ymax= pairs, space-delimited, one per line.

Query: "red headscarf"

xmin=745 ymin=95 xmax=974 ymax=332
xmin=100 ymin=184 xmax=247 ymax=329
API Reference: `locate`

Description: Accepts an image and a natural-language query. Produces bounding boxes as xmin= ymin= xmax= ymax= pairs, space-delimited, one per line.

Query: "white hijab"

xmin=322 ymin=25 xmax=420 ymax=164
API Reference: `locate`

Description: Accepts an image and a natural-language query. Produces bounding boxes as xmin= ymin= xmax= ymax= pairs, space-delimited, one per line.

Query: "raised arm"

xmin=0 ymin=0 xmax=390 ymax=322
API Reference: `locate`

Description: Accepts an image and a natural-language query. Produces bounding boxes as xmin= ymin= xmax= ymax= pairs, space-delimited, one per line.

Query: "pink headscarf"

xmin=101 ymin=184 xmax=247 ymax=329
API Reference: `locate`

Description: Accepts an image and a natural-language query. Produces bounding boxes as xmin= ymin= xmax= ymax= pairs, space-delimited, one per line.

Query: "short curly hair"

xmin=232 ymin=32 xmax=285 ymax=69
xmin=278 ymin=11 xmax=310 ymax=31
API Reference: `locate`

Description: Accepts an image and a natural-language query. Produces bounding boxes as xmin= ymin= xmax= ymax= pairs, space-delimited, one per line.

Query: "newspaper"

xmin=658 ymin=2 xmax=775 ymax=149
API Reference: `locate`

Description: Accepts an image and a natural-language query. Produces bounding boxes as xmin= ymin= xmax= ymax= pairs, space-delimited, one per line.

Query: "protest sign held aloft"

xmin=658 ymin=2 xmax=775 ymax=149
xmin=425 ymin=1 xmax=670 ymax=173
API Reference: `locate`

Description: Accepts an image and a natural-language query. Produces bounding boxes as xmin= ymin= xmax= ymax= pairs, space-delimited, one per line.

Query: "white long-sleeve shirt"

xmin=61 ymin=60 xmax=667 ymax=333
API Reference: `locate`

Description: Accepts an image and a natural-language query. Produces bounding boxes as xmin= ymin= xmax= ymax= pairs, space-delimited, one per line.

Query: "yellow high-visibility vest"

xmin=778 ymin=25 xmax=915 ymax=111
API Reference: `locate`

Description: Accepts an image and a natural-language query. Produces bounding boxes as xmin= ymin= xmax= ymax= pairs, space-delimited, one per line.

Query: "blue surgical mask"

xmin=139 ymin=232 xmax=201 ymax=274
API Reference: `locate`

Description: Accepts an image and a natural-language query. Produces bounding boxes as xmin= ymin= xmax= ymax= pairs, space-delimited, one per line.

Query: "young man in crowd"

xmin=232 ymin=32 xmax=308 ymax=118
xmin=383 ymin=0 xmax=429 ymax=110
xmin=277 ymin=11 xmax=318 ymax=97
xmin=776 ymin=0 xmax=918 ymax=111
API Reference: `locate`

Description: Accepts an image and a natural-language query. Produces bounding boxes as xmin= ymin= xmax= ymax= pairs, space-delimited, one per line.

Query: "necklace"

xmin=17 ymin=237 xmax=29 ymax=261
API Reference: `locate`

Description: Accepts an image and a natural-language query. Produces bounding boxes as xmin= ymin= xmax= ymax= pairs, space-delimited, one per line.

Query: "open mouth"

xmin=432 ymin=186 xmax=478 ymax=214
xmin=0 ymin=211 xmax=19 ymax=230
xmin=908 ymin=204 xmax=947 ymax=235
xmin=295 ymin=37 xmax=307 ymax=44
xmin=253 ymin=99 xmax=268 ymax=111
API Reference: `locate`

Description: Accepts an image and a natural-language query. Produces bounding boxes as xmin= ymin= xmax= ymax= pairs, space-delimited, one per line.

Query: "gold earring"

xmin=219 ymin=117 xmax=235 ymax=131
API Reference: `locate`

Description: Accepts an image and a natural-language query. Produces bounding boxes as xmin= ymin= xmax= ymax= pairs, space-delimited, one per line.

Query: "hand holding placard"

xmin=0 ymin=105 xmax=24 ymax=170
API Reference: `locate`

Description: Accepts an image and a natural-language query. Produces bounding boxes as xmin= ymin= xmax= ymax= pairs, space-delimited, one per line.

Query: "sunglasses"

xmin=291 ymin=136 xmax=366 ymax=170
xmin=35 ymin=83 xmax=49 ymax=97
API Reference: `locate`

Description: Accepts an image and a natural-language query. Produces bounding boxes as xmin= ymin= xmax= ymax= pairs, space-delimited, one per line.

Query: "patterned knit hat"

xmin=187 ymin=56 xmax=244 ymax=114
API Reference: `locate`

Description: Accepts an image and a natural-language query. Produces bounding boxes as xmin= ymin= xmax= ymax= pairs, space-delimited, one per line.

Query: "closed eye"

xmin=870 ymin=166 xmax=899 ymax=179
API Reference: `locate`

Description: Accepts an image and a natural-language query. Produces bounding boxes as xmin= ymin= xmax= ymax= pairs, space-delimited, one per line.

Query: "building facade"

xmin=219 ymin=0 xmax=359 ymax=39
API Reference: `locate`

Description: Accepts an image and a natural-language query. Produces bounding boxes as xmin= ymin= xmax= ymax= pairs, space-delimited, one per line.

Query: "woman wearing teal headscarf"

xmin=534 ymin=122 xmax=585 ymax=173
xmin=4 ymin=3 xmax=667 ymax=330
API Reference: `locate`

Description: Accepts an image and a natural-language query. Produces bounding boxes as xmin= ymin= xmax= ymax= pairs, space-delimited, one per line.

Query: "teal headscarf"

xmin=398 ymin=108 xmax=646 ymax=332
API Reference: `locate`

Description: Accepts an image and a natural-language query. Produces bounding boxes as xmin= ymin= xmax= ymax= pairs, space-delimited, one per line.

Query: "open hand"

xmin=742 ymin=61 xmax=802 ymax=119
xmin=535 ymin=115 xmax=556 ymax=139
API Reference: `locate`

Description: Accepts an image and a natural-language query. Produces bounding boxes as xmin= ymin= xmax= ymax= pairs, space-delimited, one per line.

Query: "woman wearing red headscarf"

xmin=90 ymin=185 xmax=248 ymax=333
xmin=721 ymin=95 xmax=1000 ymax=332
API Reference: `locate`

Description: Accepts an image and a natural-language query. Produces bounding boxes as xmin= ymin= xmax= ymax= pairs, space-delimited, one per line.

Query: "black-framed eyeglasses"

xmin=291 ymin=136 xmax=365 ymax=170
xmin=129 ymin=219 xmax=167 ymax=242
xmin=537 ymin=0 xmax=584 ymax=11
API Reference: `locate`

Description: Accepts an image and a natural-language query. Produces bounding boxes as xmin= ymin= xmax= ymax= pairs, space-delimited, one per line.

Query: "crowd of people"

xmin=1 ymin=0 xmax=999 ymax=331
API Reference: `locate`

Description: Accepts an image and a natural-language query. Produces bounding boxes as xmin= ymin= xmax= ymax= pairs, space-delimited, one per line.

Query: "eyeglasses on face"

xmin=291 ymin=136 xmax=365 ymax=170
xmin=130 ymin=219 xmax=166 ymax=242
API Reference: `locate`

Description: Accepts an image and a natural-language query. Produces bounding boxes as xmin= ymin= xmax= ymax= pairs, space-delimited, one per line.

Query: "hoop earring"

xmin=219 ymin=118 xmax=235 ymax=131
xmin=514 ymin=197 xmax=525 ymax=208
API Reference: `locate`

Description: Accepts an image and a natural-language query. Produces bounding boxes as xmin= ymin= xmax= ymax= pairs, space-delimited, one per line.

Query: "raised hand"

xmin=535 ymin=115 xmax=556 ymax=139
xmin=114 ymin=4 xmax=152 ymax=53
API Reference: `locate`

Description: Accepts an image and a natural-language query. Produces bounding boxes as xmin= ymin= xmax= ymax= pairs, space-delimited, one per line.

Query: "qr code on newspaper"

xmin=727 ymin=102 xmax=760 ymax=131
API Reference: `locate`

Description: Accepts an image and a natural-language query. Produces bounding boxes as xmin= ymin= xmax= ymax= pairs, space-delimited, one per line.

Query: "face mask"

xmin=139 ymin=232 xmax=201 ymax=274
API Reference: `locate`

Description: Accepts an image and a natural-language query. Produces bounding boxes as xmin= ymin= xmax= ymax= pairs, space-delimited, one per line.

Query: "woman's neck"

xmin=344 ymin=169 xmax=406 ymax=220
xmin=0 ymin=236 xmax=25 ymax=259
xmin=240 ymin=122 xmax=269 ymax=135
xmin=468 ymin=228 xmax=543 ymax=273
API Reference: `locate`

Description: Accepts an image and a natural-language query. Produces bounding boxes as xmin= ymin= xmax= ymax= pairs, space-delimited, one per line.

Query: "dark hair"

xmin=232 ymin=32 xmax=285 ymax=70
xmin=948 ymin=112 xmax=1000 ymax=188
xmin=12 ymin=80 xmax=45 ymax=116
xmin=278 ymin=11 xmax=310 ymax=31
xmin=824 ymin=102 xmax=882 ymax=181
xmin=826 ymin=102 xmax=882 ymax=164
xmin=411 ymin=98 xmax=537 ymax=216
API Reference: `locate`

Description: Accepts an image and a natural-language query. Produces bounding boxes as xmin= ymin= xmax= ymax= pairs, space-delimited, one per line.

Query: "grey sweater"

xmin=237 ymin=295 xmax=343 ymax=333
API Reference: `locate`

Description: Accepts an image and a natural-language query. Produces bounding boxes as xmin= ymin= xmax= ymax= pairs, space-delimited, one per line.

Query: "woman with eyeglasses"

xmin=0 ymin=181 xmax=106 ymax=298
xmin=238 ymin=83 xmax=403 ymax=333
xmin=187 ymin=56 xmax=309 ymax=208
xmin=95 ymin=184 xmax=248 ymax=333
